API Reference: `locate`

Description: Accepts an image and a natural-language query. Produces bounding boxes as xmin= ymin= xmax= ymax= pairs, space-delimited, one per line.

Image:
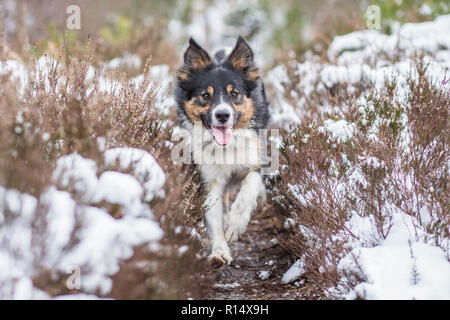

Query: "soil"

xmin=199 ymin=206 xmax=316 ymax=300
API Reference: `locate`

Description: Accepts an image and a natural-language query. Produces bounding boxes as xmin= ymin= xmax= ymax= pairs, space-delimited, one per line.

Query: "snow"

xmin=340 ymin=211 xmax=450 ymax=300
xmin=92 ymin=171 xmax=146 ymax=216
xmin=53 ymin=154 xmax=99 ymax=203
xmin=1 ymin=9 xmax=449 ymax=300
xmin=259 ymin=271 xmax=271 ymax=280
xmin=328 ymin=15 xmax=450 ymax=64
xmin=55 ymin=148 xmax=167 ymax=206
xmin=41 ymin=188 xmax=77 ymax=266
xmin=328 ymin=18 xmax=450 ymax=300
xmin=148 ymin=64 xmax=176 ymax=116
xmin=34 ymin=56 xmax=64 ymax=93
xmin=344 ymin=214 xmax=380 ymax=247
xmin=279 ymin=15 xmax=450 ymax=299
xmin=0 ymin=148 xmax=165 ymax=299
xmin=0 ymin=59 xmax=28 ymax=96
xmin=283 ymin=218 xmax=295 ymax=229
xmin=419 ymin=4 xmax=433 ymax=16
xmin=103 ymin=52 xmax=142 ymax=72
xmin=213 ymin=282 xmax=241 ymax=288
xmin=60 ymin=206 xmax=162 ymax=294
xmin=320 ymin=119 xmax=356 ymax=143
xmin=0 ymin=187 xmax=46 ymax=299
xmin=282 ymin=258 xmax=306 ymax=284
xmin=268 ymin=15 xmax=450 ymax=129
xmin=265 ymin=64 xmax=301 ymax=126
xmin=104 ymin=147 xmax=166 ymax=202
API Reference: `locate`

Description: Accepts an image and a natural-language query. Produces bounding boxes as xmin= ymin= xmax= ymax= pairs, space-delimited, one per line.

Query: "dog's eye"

xmin=202 ymin=93 xmax=210 ymax=100
xmin=231 ymin=91 xmax=239 ymax=98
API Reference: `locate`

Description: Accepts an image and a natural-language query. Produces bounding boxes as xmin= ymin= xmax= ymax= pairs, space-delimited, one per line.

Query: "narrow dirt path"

xmin=199 ymin=206 xmax=311 ymax=300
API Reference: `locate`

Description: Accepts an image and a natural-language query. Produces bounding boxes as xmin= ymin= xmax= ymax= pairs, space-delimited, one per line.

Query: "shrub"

xmin=268 ymin=54 xmax=449 ymax=297
xmin=0 ymin=46 xmax=209 ymax=299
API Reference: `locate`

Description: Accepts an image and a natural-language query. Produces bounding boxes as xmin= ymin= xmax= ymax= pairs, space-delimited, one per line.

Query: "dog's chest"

xmin=194 ymin=128 xmax=262 ymax=184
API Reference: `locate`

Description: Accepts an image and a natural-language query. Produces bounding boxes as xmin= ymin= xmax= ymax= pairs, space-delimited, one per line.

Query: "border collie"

xmin=175 ymin=36 xmax=269 ymax=267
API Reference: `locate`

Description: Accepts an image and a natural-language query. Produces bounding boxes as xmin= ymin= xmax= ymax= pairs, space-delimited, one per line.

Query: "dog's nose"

xmin=215 ymin=110 xmax=230 ymax=123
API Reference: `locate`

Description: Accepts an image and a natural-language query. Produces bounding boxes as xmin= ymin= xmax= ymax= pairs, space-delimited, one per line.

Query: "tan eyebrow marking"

xmin=207 ymin=86 xmax=214 ymax=96
xmin=226 ymin=84 xmax=240 ymax=95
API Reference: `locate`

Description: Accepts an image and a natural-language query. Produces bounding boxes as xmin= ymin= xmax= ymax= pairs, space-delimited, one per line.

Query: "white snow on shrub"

xmin=279 ymin=15 xmax=450 ymax=299
xmin=265 ymin=64 xmax=301 ymax=125
xmin=104 ymin=147 xmax=166 ymax=202
xmin=282 ymin=258 xmax=306 ymax=284
xmin=53 ymin=154 xmax=99 ymax=203
xmin=34 ymin=56 xmax=64 ymax=93
xmin=59 ymin=206 xmax=162 ymax=294
xmin=0 ymin=147 xmax=165 ymax=299
xmin=259 ymin=270 xmax=271 ymax=280
xmin=0 ymin=188 xmax=47 ymax=299
xmin=148 ymin=64 xmax=176 ymax=116
xmin=92 ymin=171 xmax=146 ymax=216
xmin=339 ymin=211 xmax=450 ymax=300
xmin=41 ymin=188 xmax=77 ymax=266
xmin=267 ymin=15 xmax=450 ymax=129
xmin=103 ymin=52 xmax=142 ymax=72
xmin=328 ymin=15 xmax=450 ymax=64
xmin=0 ymin=60 xmax=28 ymax=96
xmin=320 ymin=119 xmax=356 ymax=143
xmin=213 ymin=282 xmax=241 ymax=288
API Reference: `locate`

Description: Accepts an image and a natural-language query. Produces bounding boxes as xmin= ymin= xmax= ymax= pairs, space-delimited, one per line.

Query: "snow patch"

xmin=282 ymin=258 xmax=306 ymax=284
xmin=340 ymin=211 xmax=450 ymax=299
xmin=0 ymin=148 xmax=165 ymax=299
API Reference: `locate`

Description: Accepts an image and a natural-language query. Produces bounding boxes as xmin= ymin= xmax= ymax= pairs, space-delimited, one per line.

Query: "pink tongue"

xmin=212 ymin=127 xmax=233 ymax=145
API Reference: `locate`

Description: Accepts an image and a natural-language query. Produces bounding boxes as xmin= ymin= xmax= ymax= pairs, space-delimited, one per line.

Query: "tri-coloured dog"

xmin=175 ymin=36 xmax=269 ymax=267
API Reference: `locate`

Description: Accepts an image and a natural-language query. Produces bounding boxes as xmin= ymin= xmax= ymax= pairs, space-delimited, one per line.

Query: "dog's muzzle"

xmin=211 ymin=103 xmax=235 ymax=146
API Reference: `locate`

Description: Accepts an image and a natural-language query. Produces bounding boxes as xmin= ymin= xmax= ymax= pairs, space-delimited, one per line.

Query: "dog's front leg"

xmin=205 ymin=182 xmax=233 ymax=267
xmin=224 ymin=171 xmax=265 ymax=243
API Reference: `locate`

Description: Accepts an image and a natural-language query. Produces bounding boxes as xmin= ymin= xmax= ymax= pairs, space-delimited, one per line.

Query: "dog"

xmin=175 ymin=36 xmax=269 ymax=267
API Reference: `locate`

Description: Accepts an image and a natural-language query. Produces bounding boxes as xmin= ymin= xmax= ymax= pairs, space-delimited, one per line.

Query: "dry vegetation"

xmin=268 ymin=54 xmax=449 ymax=297
xmin=0 ymin=45 xmax=211 ymax=298
xmin=1 ymin=0 xmax=448 ymax=300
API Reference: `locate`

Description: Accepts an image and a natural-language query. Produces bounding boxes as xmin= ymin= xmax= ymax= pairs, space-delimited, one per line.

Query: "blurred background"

xmin=1 ymin=0 xmax=449 ymax=70
xmin=0 ymin=0 xmax=449 ymax=300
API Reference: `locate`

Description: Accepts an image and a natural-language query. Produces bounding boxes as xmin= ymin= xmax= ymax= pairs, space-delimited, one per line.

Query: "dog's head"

xmin=175 ymin=36 xmax=261 ymax=146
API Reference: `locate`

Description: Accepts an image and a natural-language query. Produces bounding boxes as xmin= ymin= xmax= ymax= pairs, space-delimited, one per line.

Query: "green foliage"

xmin=31 ymin=22 xmax=79 ymax=59
xmin=48 ymin=22 xmax=78 ymax=47
xmin=372 ymin=0 xmax=450 ymax=32
xmin=100 ymin=16 xmax=134 ymax=46
xmin=270 ymin=0 xmax=305 ymax=52
xmin=226 ymin=6 xmax=266 ymax=40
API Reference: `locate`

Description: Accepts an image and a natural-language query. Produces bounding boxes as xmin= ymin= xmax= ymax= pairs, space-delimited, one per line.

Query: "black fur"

xmin=175 ymin=36 xmax=269 ymax=131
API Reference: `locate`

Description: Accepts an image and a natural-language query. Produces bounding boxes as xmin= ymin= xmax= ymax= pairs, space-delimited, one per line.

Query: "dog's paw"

xmin=208 ymin=246 xmax=232 ymax=268
xmin=224 ymin=212 xmax=250 ymax=243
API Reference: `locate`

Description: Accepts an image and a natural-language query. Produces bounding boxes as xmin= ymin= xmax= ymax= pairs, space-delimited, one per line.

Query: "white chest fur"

xmin=192 ymin=127 xmax=262 ymax=183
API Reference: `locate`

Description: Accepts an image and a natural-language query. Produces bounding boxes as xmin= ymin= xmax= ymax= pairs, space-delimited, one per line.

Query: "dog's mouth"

xmin=211 ymin=126 xmax=233 ymax=146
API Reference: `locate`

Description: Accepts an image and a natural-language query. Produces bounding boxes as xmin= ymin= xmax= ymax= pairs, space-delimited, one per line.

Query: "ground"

xmin=1 ymin=5 xmax=449 ymax=300
xmin=199 ymin=205 xmax=321 ymax=300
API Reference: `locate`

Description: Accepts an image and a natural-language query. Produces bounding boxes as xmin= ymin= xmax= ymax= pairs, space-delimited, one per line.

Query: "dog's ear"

xmin=177 ymin=38 xmax=212 ymax=82
xmin=227 ymin=35 xmax=259 ymax=81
